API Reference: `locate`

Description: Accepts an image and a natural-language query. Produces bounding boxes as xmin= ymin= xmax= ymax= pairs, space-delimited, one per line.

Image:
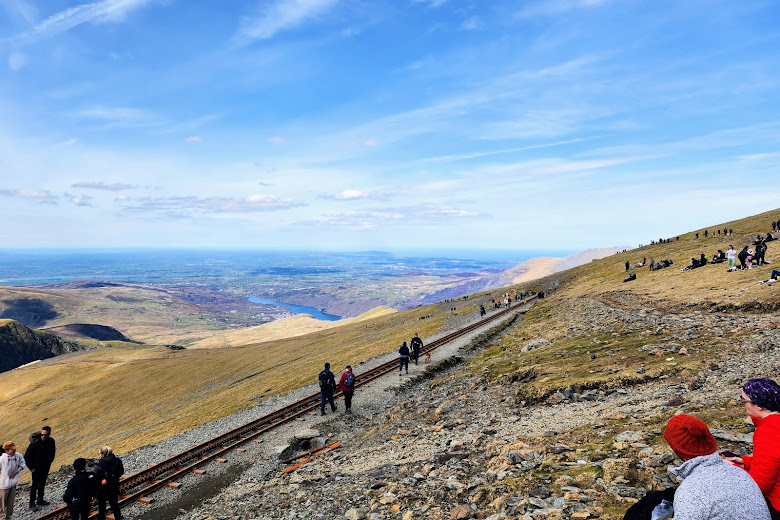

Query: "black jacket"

xmin=410 ymin=337 xmax=423 ymax=353
xmin=63 ymin=471 xmax=97 ymax=508
xmin=94 ymin=454 xmax=124 ymax=489
xmin=25 ymin=432 xmax=56 ymax=472
xmin=399 ymin=345 xmax=410 ymax=357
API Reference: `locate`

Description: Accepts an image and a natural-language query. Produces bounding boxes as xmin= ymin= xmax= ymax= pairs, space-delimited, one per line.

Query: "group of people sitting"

xmin=682 ymin=253 xmax=709 ymax=271
xmin=649 ymin=258 xmax=673 ymax=271
xmin=625 ymin=378 xmax=780 ymax=520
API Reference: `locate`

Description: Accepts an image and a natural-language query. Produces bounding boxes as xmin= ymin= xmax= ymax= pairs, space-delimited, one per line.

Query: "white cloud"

xmin=185 ymin=136 xmax=202 ymax=143
xmin=268 ymin=136 xmax=288 ymax=145
xmin=309 ymin=203 xmax=482 ymax=230
xmin=67 ymin=193 xmax=95 ymax=207
xmin=364 ymin=139 xmax=377 ymax=147
xmin=330 ymin=189 xmax=371 ymax=200
xmin=66 ymin=106 xmax=163 ymax=128
xmin=71 ymin=181 xmax=136 ymax=191
xmin=0 ymin=188 xmax=56 ymax=199
xmin=411 ymin=0 xmax=449 ymax=7
xmin=461 ymin=16 xmax=482 ymax=30
xmin=116 ymin=194 xmax=306 ymax=216
xmin=235 ymin=0 xmax=339 ymax=43
xmin=8 ymin=0 xmax=159 ymax=47
xmin=516 ymin=0 xmax=611 ymax=19
xmin=8 ymin=52 xmax=28 ymax=70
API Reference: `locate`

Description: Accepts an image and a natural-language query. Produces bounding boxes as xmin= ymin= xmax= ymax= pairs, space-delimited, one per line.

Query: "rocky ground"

xmin=15 ymin=296 xmax=779 ymax=520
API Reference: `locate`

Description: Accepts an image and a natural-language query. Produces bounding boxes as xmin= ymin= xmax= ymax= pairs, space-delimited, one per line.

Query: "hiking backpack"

xmin=344 ymin=372 xmax=355 ymax=390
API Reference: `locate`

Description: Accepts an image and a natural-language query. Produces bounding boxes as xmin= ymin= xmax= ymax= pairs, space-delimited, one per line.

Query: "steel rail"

xmin=35 ymin=295 xmax=537 ymax=520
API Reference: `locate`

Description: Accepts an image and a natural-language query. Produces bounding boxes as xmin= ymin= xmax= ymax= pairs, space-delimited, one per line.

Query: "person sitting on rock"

xmin=663 ymin=414 xmax=770 ymax=520
xmin=724 ymin=379 xmax=780 ymax=519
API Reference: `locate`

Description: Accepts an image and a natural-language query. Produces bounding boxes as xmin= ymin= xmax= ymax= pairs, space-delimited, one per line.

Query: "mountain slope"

xmin=0 ymin=319 xmax=82 ymax=373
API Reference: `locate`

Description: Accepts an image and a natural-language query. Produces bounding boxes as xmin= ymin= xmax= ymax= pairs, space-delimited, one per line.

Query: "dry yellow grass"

xmin=187 ymin=306 xmax=397 ymax=348
xmin=0 ymin=302 xmax=446 ymax=474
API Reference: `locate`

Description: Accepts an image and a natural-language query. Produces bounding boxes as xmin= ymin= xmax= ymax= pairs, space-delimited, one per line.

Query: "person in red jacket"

xmin=337 ymin=366 xmax=355 ymax=414
xmin=725 ymin=378 xmax=780 ymax=519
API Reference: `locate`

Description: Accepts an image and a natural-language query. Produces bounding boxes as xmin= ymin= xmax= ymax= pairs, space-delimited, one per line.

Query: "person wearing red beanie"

xmin=662 ymin=414 xmax=771 ymax=520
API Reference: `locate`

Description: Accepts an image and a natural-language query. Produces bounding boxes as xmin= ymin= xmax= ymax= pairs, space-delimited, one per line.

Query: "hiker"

xmin=623 ymin=273 xmax=636 ymax=283
xmin=625 ymin=260 xmax=630 ymax=271
xmin=318 ymin=363 xmax=337 ymax=415
xmin=663 ymin=414 xmax=770 ymax=520
xmin=63 ymin=458 xmax=97 ymax=520
xmin=738 ymin=246 xmax=749 ymax=270
xmin=24 ymin=426 xmax=55 ymax=511
xmin=723 ymin=379 xmax=780 ymax=519
xmin=756 ymin=239 xmax=768 ymax=266
xmin=700 ymin=253 xmax=707 ymax=266
xmin=479 ymin=304 xmax=485 ymax=317
xmin=410 ymin=333 xmax=423 ymax=365
xmin=94 ymin=446 xmax=124 ymax=520
xmin=727 ymin=245 xmax=737 ymax=271
xmin=398 ymin=341 xmax=410 ymax=376
xmin=1 ymin=441 xmax=27 ymax=520
xmin=337 ymin=366 xmax=355 ymax=414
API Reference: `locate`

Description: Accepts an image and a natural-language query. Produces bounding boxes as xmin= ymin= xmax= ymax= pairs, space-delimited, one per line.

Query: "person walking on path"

xmin=663 ymin=414 xmax=770 ymax=520
xmin=63 ymin=458 xmax=97 ymax=520
xmin=318 ymin=363 xmax=337 ymax=416
xmin=94 ymin=446 xmax=124 ymax=520
xmin=398 ymin=342 xmax=410 ymax=376
xmin=1 ymin=441 xmax=27 ymax=520
xmin=24 ymin=426 xmax=55 ymax=511
xmin=724 ymin=379 xmax=780 ymax=519
xmin=337 ymin=366 xmax=356 ymax=414
xmin=410 ymin=333 xmax=424 ymax=365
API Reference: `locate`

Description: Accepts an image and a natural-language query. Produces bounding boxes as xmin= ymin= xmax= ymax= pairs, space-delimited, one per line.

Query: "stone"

xmin=345 ymin=508 xmax=368 ymax=520
xmin=450 ymin=504 xmax=473 ymax=519
xmin=602 ymin=458 xmax=632 ymax=485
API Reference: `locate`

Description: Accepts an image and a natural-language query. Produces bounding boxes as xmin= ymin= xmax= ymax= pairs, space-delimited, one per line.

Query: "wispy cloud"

xmin=322 ymin=189 xmax=373 ymax=200
xmin=66 ymin=106 xmax=163 ymax=128
xmin=117 ymin=194 xmax=306 ymax=217
xmin=71 ymin=181 xmax=136 ymax=191
xmin=461 ymin=16 xmax=482 ymax=30
xmin=422 ymin=138 xmax=595 ymax=163
xmin=8 ymin=51 xmax=27 ymax=70
xmin=235 ymin=0 xmax=339 ymax=44
xmin=308 ymin=203 xmax=482 ymax=230
xmin=516 ymin=0 xmax=611 ymax=19
xmin=185 ymin=136 xmax=202 ymax=143
xmin=268 ymin=136 xmax=288 ymax=145
xmin=66 ymin=193 xmax=95 ymax=207
xmin=411 ymin=0 xmax=449 ymax=7
xmin=0 ymin=188 xmax=56 ymax=199
xmin=8 ymin=0 xmax=159 ymax=47
xmin=0 ymin=0 xmax=38 ymax=24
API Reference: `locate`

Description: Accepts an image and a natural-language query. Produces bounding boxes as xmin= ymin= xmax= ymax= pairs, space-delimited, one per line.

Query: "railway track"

xmin=35 ymin=295 xmax=537 ymax=520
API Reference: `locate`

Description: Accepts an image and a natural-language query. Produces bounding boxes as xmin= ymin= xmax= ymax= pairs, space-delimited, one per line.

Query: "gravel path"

xmin=15 ymin=304 xmax=525 ymax=520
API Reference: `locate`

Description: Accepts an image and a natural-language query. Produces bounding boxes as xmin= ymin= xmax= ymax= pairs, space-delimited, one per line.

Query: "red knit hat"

xmin=663 ymin=414 xmax=718 ymax=460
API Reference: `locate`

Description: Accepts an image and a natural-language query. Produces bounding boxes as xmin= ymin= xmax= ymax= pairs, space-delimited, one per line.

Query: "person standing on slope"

xmin=1 ymin=441 xmax=27 ymax=520
xmin=318 ymin=363 xmax=337 ymax=416
xmin=24 ymin=426 xmax=55 ymax=512
xmin=398 ymin=342 xmax=410 ymax=376
xmin=410 ymin=333 xmax=424 ymax=365
xmin=337 ymin=366 xmax=356 ymax=414
xmin=94 ymin=446 xmax=124 ymax=520
xmin=63 ymin=458 xmax=97 ymax=520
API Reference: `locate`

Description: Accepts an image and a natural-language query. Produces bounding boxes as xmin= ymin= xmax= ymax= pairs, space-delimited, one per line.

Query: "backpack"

xmin=319 ymin=370 xmax=332 ymax=389
xmin=343 ymin=372 xmax=355 ymax=391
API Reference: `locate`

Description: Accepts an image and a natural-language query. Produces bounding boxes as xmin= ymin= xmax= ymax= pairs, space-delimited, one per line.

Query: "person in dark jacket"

xmin=410 ymin=333 xmax=423 ymax=365
xmin=318 ymin=363 xmax=337 ymax=416
xmin=398 ymin=342 xmax=410 ymax=376
xmin=94 ymin=446 xmax=124 ymax=520
xmin=738 ymin=246 xmax=749 ymax=270
xmin=24 ymin=426 xmax=55 ymax=511
xmin=63 ymin=458 xmax=97 ymax=520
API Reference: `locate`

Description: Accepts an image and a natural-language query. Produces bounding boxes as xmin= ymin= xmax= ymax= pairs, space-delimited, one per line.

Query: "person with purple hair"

xmin=724 ymin=378 xmax=780 ymax=519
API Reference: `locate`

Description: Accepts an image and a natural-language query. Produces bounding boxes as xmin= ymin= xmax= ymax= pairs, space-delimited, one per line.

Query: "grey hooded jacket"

xmin=671 ymin=451 xmax=771 ymax=520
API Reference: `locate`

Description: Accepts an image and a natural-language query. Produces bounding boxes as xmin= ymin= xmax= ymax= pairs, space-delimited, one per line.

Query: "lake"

xmin=248 ymin=295 xmax=341 ymax=321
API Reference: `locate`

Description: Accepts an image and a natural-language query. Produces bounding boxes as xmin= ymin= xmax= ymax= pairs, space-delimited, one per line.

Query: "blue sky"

xmin=1 ymin=0 xmax=779 ymax=251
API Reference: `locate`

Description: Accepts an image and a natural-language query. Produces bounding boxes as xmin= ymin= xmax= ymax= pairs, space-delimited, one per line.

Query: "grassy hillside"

xmin=0 ymin=297 xmax=478 ymax=475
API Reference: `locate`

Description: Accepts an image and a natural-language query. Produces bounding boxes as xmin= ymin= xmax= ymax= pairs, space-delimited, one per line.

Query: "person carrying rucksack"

xmin=63 ymin=458 xmax=97 ymax=520
xmin=318 ymin=363 xmax=337 ymax=416
xmin=94 ymin=446 xmax=124 ymax=520
xmin=337 ymin=366 xmax=356 ymax=414
xmin=398 ymin=342 xmax=410 ymax=376
xmin=410 ymin=333 xmax=424 ymax=365
xmin=24 ymin=426 xmax=55 ymax=512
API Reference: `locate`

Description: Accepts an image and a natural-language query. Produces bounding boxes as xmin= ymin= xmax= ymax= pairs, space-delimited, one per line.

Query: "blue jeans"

xmin=320 ymin=388 xmax=335 ymax=412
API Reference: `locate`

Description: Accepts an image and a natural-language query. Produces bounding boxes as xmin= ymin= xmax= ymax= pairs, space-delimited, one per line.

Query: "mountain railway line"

xmin=34 ymin=295 xmax=537 ymax=520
